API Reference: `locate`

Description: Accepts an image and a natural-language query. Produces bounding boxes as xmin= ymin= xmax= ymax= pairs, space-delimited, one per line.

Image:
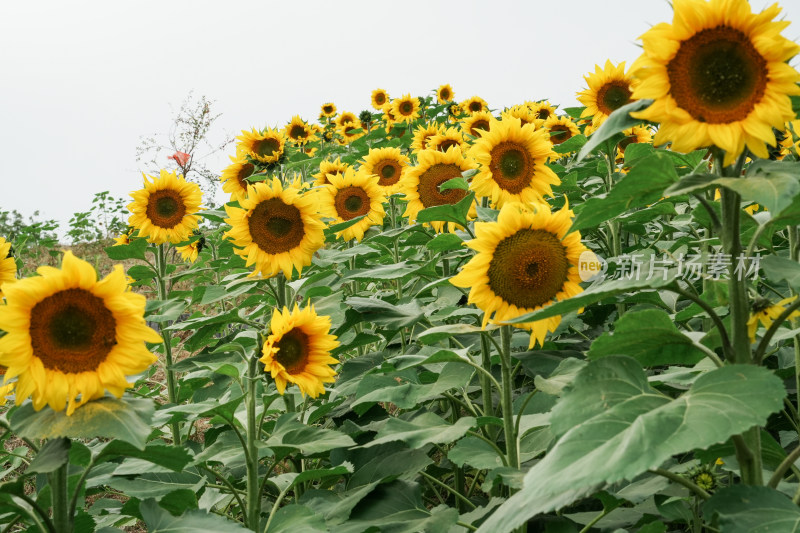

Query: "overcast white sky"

xmin=2 ymin=0 xmax=799 ymax=240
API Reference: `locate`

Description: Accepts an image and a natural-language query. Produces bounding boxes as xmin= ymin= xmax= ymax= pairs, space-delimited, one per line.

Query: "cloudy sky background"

xmin=2 ymin=0 xmax=799 ymax=241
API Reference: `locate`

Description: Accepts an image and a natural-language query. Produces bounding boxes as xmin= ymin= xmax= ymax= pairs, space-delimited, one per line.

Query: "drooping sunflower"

xmin=336 ymin=111 xmax=358 ymax=128
xmin=462 ymin=96 xmax=488 ymax=115
xmin=630 ymin=0 xmax=800 ymax=166
xmin=220 ymin=155 xmax=257 ymax=203
xmin=320 ymin=102 xmax=337 ymax=118
xmin=501 ymin=105 xmax=544 ymax=129
xmin=437 ymin=84 xmax=455 ymax=104
xmin=392 ymin=94 xmax=421 ymax=123
xmin=411 ymin=123 xmax=443 ymax=153
xmin=402 ymin=147 xmax=478 ymax=233
xmin=0 ymin=251 xmax=161 ymax=415
xmin=461 ymin=111 xmax=494 ymax=137
xmin=577 ymin=60 xmax=637 ymax=126
xmin=544 ymin=115 xmax=581 ymax=149
xmin=426 ymin=126 xmax=468 ymax=153
xmin=318 ymin=167 xmax=386 ymax=242
xmin=0 ymin=237 xmax=16 ymax=297
xmin=128 ymin=170 xmax=202 ymax=245
xmin=371 ymin=88 xmax=389 ymax=110
xmin=361 ymin=147 xmax=411 ymax=194
xmin=260 ymin=305 xmax=339 ymax=398
xmin=224 ymin=178 xmax=325 ymax=279
xmin=236 ymin=127 xmax=286 ymax=164
xmin=748 ymin=296 xmax=800 ymax=343
xmin=470 ymin=117 xmax=560 ymax=207
xmin=284 ymin=116 xmax=316 ymax=145
xmin=313 ymin=157 xmax=351 ymax=187
xmin=528 ymin=101 xmax=558 ymax=121
xmin=450 ymin=202 xmax=588 ymax=347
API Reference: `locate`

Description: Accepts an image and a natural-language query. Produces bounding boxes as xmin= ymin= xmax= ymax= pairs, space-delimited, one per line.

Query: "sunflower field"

xmin=3 ymin=0 xmax=800 ymax=531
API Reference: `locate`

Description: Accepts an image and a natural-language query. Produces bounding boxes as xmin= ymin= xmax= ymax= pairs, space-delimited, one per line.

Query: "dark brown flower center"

xmin=596 ymin=81 xmax=633 ymax=116
xmin=254 ymin=138 xmax=281 ymax=158
xmin=335 ymin=187 xmax=371 ymax=220
xmin=416 ymin=163 xmax=467 ymax=208
xmin=489 ymin=142 xmax=534 ymax=193
xmin=146 ymin=189 xmax=187 ymax=229
xmin=375 ymin=160 xmax=402 ymax=186
xmin=274 ymin=328 xmax=309 ymax=374
xmin=248 ymin=198 xmax=305 ymax=254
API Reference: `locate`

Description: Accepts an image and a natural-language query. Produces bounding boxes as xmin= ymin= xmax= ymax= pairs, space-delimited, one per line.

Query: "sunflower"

xmin=0 ymin=251 xmax=161 ymax=415
xmin=402 ymin=147 xmax=478 ymax=233
xmin=224 ymin=178 xmax=325 ymax=279
xmin=411 ymin=123 xmax=443 ymax=153
xmin=336 ymin=122 xmax=365 ymax=145
xmin=462 ymin=96 xmax=488 ymax=115
xmin=318 ymin=167 xmax=386 ymax=242
xmin=361 ymin=147 xmax=411 ymax=194
xmin=577 ymin=60 xmax=637 ymax=126
xmin=544 ymin=115 xmax=581 ymax=150
xmin=469 ymin=117 xmax=560 ymax=207
xmin=0 ymin=237 xmax=16 ymax=297
xmin=113 ymin=231 xmax=132 ymax=246
xmin=220 ymin=155 xmax=257 ymax=203
xmin=392 ymin=94 xmax=421 ymax=123
xmin=236 ymin=127 xmax=286 ymax=164
xmin=450 ymin=202 xmax=587 ymax=347
xmin=426 ymin=126 xmax=468 ymax=153
xmin=260 ymin=305 xmax=339 ymax=398
xmin=630 ymin=0 xmax=800 ymax=166
xmin=128 ymin=170 xmax=202 ymax=245
xmin=501 ymin=105 xmax=544 ymax=129
xmin=461 ymin=111 xmax=494 ymax=137
xmin=176 ymin=233 xmax=204 ymax=263
xmin=528 ymin=101 xmax=558 ymax=121
xmin=437 ymin=84 xmax=455 ymax=104
xmin=313 ymin=157 xmax=351 ymax=187
xmin=617 ymin=125 xmax=654 ymax=158
xmin=371 ymin=88 xmax=389 ymax=110
xmin=748 ymin=296 xmax=800 ymax=343
xmin=320 ymin=102 xmax=337 ymax=118
xmin=336 ymin=111 xmax=358 ymax=128
xmin=284 ymin=116 xmax=316 ymax=145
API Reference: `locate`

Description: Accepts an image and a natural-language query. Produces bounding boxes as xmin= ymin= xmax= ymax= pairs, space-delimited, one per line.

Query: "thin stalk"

xmin=245 ymin=353 xmax=261 ymax=531
xmin=649 ymin=468 xmax=711 ymax=500
xmin=499 ymin=326 xmax=519 ymax=470
xmin=198 ymin=465 xmax=247 ymax=520
xmin=418 ymin=471 xmax=476 ymax=510
xmin=155 ymin=244 xmax=181 ymax=445
xmin=768 ymin=444 xmax=800 ymax=488
xmin=50 ymin=463 xmax=70 ymax=533
xmin=479 ymin=334 xmax=494 ymax=418
xmin=579 ymin=508 xmax=615 ymax=533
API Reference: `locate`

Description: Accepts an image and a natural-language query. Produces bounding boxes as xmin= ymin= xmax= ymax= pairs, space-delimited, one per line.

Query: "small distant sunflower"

xmin=260 ymin=305 xmax=339 ymax=398
xmin=236 ymin=127 xmax=286 ymax=164
xmin=220 ymin=156 xmax=257 ymax=203
xmin=437 ymin=84 xmax=455 ymax=104
xmin=128 ymin=170 xmax=202 ymax=245
xmin=176 ymin=233 xmax=205 ymax=263
xmin=448 ymin=103 xmax=465 ymax=122
xmin=313 ymin=157 xmax=351 ymax=187
xmin=501 ymin=105 xmax=544 ymax=129
xmin=224 ymin=178 xmax=325 ymax=279
xmin=0 ymin=237 xmax=16 ymax=297
xmin=748 ymin=296 xmax=800 ymax=343
xmin=462 ymin=96 xmax=488 ymax=115
xmin=426 ymin=126 xmax=468 ymax=153
xmin=630 ymin=0 xmax=800 ymax=166
xmin=336 ymin=111 xmax=358 ymax=128
xmin=284 ymin=116 xmax=316 ymax=145
xmin=112 ymin=227 xmax=135 ymax=247
xmin=461 ymin=111 xmax=494 ymax=137
xmin=411 ymin=123 xmax=443 ymax=153
xmin=361 ymin=147 xmax=410 ymax=194
xmin=544 ymin=115 xmax=581 ymax=150
xmin=450 ymin=202 xmax=587 ymax=347
xmin=337 ymin=122 xmax=365 ymax=145
xmin=0 ymin=251 xmax=161 ymax=415
xmin=320 ymin=102 xmax=337 ymax=118
xmin=371 ymin=88 xmax=389 ymax=110
xmin=392 ymin=94 xmax=421 ymax=123
xmin=528 ymin=101 xmax=558 ymax=121
xmin=318 ymin=167 xmax=386 ymax=242
xmin=402 ymin=147 xmax=478 ymax=233
xmin=470 ymin=117 xmax=560 ymax=207
xmin=577 ymin=60 xmax=637 ymax=126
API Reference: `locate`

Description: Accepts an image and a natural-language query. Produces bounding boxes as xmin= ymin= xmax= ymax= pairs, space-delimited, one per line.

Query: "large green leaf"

xmin=352 ymin=362 xmax=474 ymax=409
xmin=265 ymin=504 xmax=327 ymax=533
xmin=266 ymin=414 xmax=356 ymax=455
xmin=761 ymin=255 xmax=800 ymax=293
xmin=28 ymin=438 xmax=71 ymax=474
xmin=11 ymin=397 xmax=155 ymax=450
xmin=476 ymin=357 xmax=785 ymax=533
xmin=140 ymin=499 xmax=249 ymax=532
xmin=104 ymin=237 xmax=149 ymax=261
xmin=360 ymin=412 xmax=475 ymax=449
xmin=705 ymin=485 xmax=800 ymax=532
xmin=588 ymin=309 xmax=706 ymax=366
xmin=345 ymin=297 xmax=424 ymax=328
xmin=415 ymin=192 xmax=475 ymax=227
xmin=108 ymin=472 xmax=205 ymax=499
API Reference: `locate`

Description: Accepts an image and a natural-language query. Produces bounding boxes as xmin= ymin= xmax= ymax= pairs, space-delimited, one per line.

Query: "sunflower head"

xmin=462 ymin=96 xmax=488 ymax=115
xmin=371 ymin=88 xmax=389 ymax=110
xmin=577 ymin=60 xmax=637 ymax=126
xmin=236 ymin=127 xmax=286 ymax=164
xmin=411 ymin=123 xmax=443 ymax=153
xmin=630 ymin=0 xmax=800 ymax=166
xmin=260 ymin=305 xmax=339 ymax=398
xmin=336 ymin=122 xmax=366 ymax=145
xmin=321 ymin=102 xmax=337 ymax=118
xmin=461 ymin=111 xmax=494 ymax=138
xmin=319 ymin=167 xmax=386 ymax=242
xmin=314 ymin=157 xmax=351 ymax=187
xmin=437 ymin=84 xmax=455 ymax=104
xmin=528 ymin=101 xmax=558 ymax=121
xmin=128 ymin=170 xmax=203 ymax=245
xmin=501 ymin=105 xmax=544 ymax=129
xmin=220 ymin=155 xmax=257 ymax=203
xmin=426 ymin=126 xmax=468 ymax=153
xmin=284 ymin=116 xmax=316 ymax=145
xmin=392 ymin=94 xmax=421 ymax=123
xmin=361 ymin=146 xmax=411 ymax=194
xmin=336 ymin=111 xmax=358 ymax=128
xmin=544 ymin=115 xmax=581 ymax=149
xmin=0 ymin=237 xmax=16 ymax=298
xmin=0 ymin=251 xmax=161 ymax=415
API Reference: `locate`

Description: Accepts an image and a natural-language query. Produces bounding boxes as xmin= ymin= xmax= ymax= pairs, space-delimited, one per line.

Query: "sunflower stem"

xmin=50 ymin=461 xmax=71 ymax=533
xmin=499 ymin=326 xmax=519 ymax=471
xmin=479 ymin=334 xmax=495 ymax=419
xmin=245 ymin=351 xmax=261 ymax=531
xmin=155 ymin=243 xmax=181 ymax=445
xmin=275 ymin=274 xmax=287 ymax=309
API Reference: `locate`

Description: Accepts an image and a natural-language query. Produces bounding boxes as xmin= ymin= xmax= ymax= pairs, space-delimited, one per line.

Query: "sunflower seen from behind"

xmin=319 ymin=167 xmax=386 ymax=242
xmin=220 ymin=155 xmax=257 ymax=203
xmin=437 ymin=84 xmax=455 ymax=104
xmin=371 ymin=88 xmax=389 ymax=110
xmin=236 ymin=127 xmax=286 ymax=164
xmin=260 ymin=305 xmax=339 ymax=398
xmin=402 ymin=147 xmax=477 ymax=233
xmin=128 ymin=170 xmax=202 ymax=245
xmin=224 ymin=178 xmax=325 ymax=279
xmin=577 ymin=60 xmax=636 ymax=126
xmin=361 ymin=146 xmax=410 ymax=195
xmin=470 ymin=117 xmax=560 ymax=207
xmin=630 ymin=0 xmax=800 ymax=166
xmin=451 ymin=202 xmax=587 ymax=347
xmin=0 ymin=251 xmax=161 ymax=415
xmin=0 ymin=237 xmax=16 ymax=297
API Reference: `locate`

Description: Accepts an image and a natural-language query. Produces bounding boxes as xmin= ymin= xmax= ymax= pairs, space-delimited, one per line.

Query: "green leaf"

xmin=346 ymin=297 xmax=424 ymax=328
xmin=533 ymin=358 xmax=587 ymax=396
xmin=127 ymin=264 xmax=156 ymax=281
xmin=97 ymin=442 xmax=193 ymax=473
xmin=663 ymin=173 xmax=719 ymax=197
xmin=417 ymin=323 xmax=484 ymax=344
xmin=717 ymin=161 xmax=800 ymax=214
xmin=353 ymin=362 xmax=475 ymax=409
xmin=343 ymin=261 xmax=421 ymax=281
xmin=360 ymin=412 xmax=475 ymax=449
xmin=476 ymin=357 xmax=786 ymax=533
xmin=11 ymin=397 xmax=155 ymax=450
xmin=416 ymin=192 xmax=475 ymax=227
xmin=588 ymin=309 xmax=706 ymax=366
xmin=552 ymin=134 xmax=587 ymax=155
xmin=105 ymin=238 xmax=149 ymax=261
xmin=28 ymin=438 xmax=71 ymax=474
xmin=439 ymin=177 xmax=469 ymax=191
xmin=425 ymin=233 xmax=463 ymax=252
xmin=265 ymin=504 xmax=327 ymax=533
xmin=109 ymin=472 xmax=205 ymax=499
xmin=266 ymin=414 xmax=356 ymax=455
xmin=325 ymin=215 xmax=366 ymax=236
xmin=449 ymin=436 xmax=505 ymax=470
xmin=577 ymin=99 xmax=653 ymax=162
xmin=705 ymin=485 xmax=800 ymax=533
xmin=140 ymin=499 xmax=249 ymax=532
xmin=761 ymin=255 xmax=800 ymax=292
